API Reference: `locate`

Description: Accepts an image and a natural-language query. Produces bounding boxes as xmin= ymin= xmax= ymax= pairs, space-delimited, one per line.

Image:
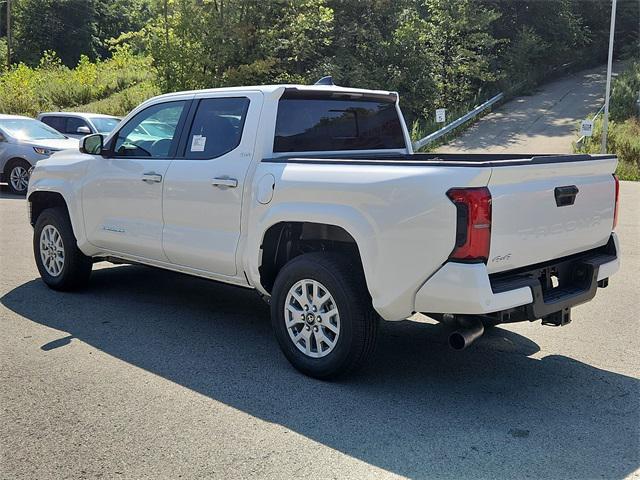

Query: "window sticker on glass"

xmin=191 ymin=134 xmax=206 ymax=152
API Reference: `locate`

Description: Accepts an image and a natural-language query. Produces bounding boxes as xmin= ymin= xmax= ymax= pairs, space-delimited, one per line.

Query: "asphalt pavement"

xmin=436 ymin=63 xmax=625 ymax=154
xmin=1 ymin=183 xmax=639 ymax=479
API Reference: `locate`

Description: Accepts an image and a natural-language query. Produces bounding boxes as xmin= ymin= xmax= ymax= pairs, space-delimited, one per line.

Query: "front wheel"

xmin=33 ymin=207 xmax=92 ymax=291
xmin=6 ymin=159 xmax=31 ymax=195
xmin=271 ymin=252 xmax=378 ymax=379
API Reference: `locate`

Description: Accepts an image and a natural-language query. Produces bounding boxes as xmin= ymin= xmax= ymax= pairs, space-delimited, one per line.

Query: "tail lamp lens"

xmin=613 ymin=174 xmax=620 ymax=230
xmin=446 ymin=187 xmax=492 ymax=263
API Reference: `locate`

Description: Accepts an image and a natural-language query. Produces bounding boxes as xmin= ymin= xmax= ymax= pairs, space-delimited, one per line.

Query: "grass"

xmin=574 ymin=117 xmax=640 ymax=181
xmin=71 ymin=81 xmax=160 ymax=117
xmin=574 ymin=62 xmax=640 ymax=181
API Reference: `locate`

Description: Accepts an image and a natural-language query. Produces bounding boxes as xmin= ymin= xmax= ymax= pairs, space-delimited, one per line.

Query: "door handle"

xmin=141 ymin=172 xmax=163 ymax=183
xmin=212 ymin=177 xmax=238 ymax=188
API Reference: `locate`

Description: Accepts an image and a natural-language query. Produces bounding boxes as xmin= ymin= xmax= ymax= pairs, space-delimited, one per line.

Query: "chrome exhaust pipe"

xmin=448 ymin=316 xmax=484 ymax=350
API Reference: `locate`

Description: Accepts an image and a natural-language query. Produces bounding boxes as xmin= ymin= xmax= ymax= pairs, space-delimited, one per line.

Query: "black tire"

xmin=33 ymin=207 xmax=92 ymax=291
xmin=5 ymin=158 xmax=31 ymax=195
xmin=271 ymin=252 xmax=378 ymax=379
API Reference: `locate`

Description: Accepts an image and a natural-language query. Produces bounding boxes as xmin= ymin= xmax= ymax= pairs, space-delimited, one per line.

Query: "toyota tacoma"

xmin=27 ymin=81 xmax=620 ymax=378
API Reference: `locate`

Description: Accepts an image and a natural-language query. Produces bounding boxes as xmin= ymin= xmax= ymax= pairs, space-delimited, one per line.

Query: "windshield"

xmin=0 ymin=118 xmax=67 ymax=141
xmin=90 ymin=117 xmax=120 ymax=134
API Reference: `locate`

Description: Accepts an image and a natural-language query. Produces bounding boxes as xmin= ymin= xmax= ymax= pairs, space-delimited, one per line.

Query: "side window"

xmin=65 ymin=117 xmax=90 ymax=134
xmin=113 ymin=101 xmax=187 ymax=158
xmin=40 ymin=116 xmax=65 ymax=133
xmin=184 ymin=97 xmax=250 ymax=160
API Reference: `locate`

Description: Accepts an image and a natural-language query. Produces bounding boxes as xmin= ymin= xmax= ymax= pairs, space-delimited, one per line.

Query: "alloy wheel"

xmin=9 ymin=165 xmax=29 ymax=192
xmin=39 ymin=225 xmax=65 ymax=277
xmin=284 ymin=279 xmax=341 ymax=358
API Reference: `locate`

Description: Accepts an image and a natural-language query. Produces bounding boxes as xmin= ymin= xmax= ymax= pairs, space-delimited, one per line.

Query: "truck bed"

xmin=263 ymin=151 xmax=618 ymax=275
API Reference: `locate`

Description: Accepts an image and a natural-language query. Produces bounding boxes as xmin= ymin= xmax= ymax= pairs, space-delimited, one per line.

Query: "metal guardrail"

xmin=413 ymin=92 xmax=504 ymax=151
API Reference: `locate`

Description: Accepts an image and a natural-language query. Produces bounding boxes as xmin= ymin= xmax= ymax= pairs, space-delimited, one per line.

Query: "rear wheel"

xmin=34 ymin=207 xmax=92 ymax=291
xmin=6 ymin=159 xmax=31 ymax=195
xmin=271 ymin=252 xmax=378 ymax=379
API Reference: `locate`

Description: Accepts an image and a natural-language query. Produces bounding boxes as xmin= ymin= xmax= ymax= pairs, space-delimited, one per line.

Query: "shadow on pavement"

xmin=2 ymin=265 xmax=638 ymax=479
xmin=0 ymin=188 xmax=26 ymax=200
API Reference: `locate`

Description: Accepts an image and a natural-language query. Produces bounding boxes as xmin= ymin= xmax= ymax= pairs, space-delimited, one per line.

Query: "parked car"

xmin=37 ymin=112 xmax=121 ymax=140
xmin=26 ymin=82 xmax=620 ymax=379
xmin=0 ymin=115 xmax=79 ymax=195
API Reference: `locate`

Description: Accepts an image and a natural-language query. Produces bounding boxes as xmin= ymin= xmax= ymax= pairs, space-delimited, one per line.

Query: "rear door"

xmin=162 ymin=91 xmax=262 ymax=276
xmin=487 ymin=156 xmax=617 ymax=273
xmin=82 ymin=99 xmax=190 ymax=261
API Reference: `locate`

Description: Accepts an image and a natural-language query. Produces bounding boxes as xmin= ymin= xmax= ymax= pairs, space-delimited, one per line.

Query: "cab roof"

xmin=151 ymin=84 xmax=398 ymax=101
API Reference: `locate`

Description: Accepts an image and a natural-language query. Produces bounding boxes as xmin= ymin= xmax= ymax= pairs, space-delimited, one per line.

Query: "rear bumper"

xmin=415 ymin=233 xmax=619 ymax=319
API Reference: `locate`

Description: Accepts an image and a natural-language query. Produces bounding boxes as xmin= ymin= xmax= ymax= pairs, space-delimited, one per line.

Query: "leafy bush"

xmin=0 ymin=64 xmax=42 ymax=116
xmin=575 ymin=117 xmax=640 ymax=181
xmin=0 ymin=46 xmax=156 ymax=117
xmin=574 ymin=62 xmax=640 ymax=181
xmin=610 ymin=62 xmax=640 ymax=122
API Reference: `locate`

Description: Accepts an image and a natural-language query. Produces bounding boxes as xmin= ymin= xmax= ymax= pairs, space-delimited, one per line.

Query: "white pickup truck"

xmin=27 ymin=81 xmax=620 ymax=378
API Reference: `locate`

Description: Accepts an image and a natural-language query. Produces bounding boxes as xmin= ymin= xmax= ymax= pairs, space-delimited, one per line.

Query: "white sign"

xmin=435 ymin=108 xmax=446 ymax=123
xmin=191 ymin=135 xmax=207 ymax=152
xmin=580 ymin=120 xmax=594 ymax=137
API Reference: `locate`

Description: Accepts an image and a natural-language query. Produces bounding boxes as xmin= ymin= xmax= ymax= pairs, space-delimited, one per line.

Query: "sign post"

xmin=435 ymin=108 xmax=446 ymax=123
xmin=601 ymin=0 xmax=617 ymax=154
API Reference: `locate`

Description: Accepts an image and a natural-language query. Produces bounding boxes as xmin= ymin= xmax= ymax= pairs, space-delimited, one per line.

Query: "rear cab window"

xmin=273 ymin=90 xmax=406 ymax=153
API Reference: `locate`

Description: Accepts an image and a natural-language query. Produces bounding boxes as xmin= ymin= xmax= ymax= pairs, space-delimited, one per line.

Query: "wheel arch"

xmin=28 ymin=191 xmax=69 ymax=227
xmin=26 ymin=190 xmax=88 ymax=253
xmin=3 ymin=156 xmax=30 ymax=170
xmin=258 ymin=221 xmax=366 ymax=294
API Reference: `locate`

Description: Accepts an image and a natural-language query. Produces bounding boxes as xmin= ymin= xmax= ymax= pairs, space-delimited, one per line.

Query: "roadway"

xmin=436 ymin=63 xmax=625 ymax=154
xmin=1 ymin=183 xmax=638 ymax=479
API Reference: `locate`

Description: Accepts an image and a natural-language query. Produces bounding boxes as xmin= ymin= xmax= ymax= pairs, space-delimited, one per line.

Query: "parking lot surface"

xmin=1 ymin=183 xmax=639 ymax=479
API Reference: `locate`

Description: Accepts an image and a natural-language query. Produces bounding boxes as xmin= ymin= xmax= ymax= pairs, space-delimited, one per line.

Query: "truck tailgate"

xmin=487 ymin=156 xmax=617 ymax=274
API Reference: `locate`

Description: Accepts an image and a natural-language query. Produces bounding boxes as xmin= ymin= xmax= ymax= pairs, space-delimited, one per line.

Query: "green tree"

xmin=422 ymin=0 xmax=501 ymax=108
xmin=94 ymin=0 xmax=154 ymax=58
xmin=13 ymin=0 xmax=99 ymax=66
xmin=140 ymin=0 xmax=334 ymax=92
xmin=327 ymin=0 xmax=406 ymax=89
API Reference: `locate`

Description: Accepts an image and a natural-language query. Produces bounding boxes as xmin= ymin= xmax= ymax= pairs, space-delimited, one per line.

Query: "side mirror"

xmin=76 ymin=125 xmax=91 ymax=134
xmin=80 ymin=134 xmax=104 ymax=155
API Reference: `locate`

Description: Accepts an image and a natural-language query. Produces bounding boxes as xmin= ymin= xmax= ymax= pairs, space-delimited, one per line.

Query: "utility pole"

xmin=6 ymin=0 xmax=11 ymax=70
xmin=601 ymin=0 xmax=617 ymax=154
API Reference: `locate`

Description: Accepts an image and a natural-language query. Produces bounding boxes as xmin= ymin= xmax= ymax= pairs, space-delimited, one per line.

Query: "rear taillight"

xmin=613 ymin=174 xmax=620 ymax=230
xmin=446 ymin=187 xmax=492 ymax=263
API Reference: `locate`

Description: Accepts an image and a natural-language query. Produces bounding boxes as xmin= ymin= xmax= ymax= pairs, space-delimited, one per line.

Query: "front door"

xmin=82 ymin=100 xmax=190 ymax=261
xmin=162 ymin=92 xmax=263 ymax=276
